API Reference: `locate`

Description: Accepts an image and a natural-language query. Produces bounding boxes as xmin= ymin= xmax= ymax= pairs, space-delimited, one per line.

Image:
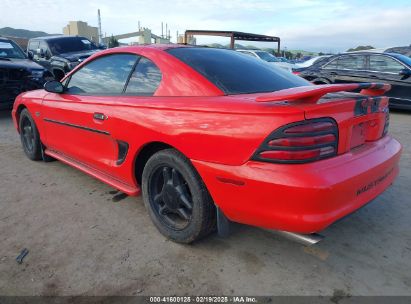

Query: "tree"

xmin=108 ymin=35 xmax=119 ymax=48
xmin=318 ymin=52 xmax=324 ymax=56
xmin=347 ymin=45 xmax=375 ymax=52
xmin=284 ymin=51 xmax=293 ymax=59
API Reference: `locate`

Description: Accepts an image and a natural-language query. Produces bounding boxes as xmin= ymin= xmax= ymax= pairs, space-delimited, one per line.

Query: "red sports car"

xmin=12 ymin=45 xmax=402 ymax=244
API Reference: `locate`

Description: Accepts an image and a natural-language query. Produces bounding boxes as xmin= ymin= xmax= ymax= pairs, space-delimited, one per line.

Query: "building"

xmin=177 ymin=34 xmax=196 ymax=45
xmin=63 ymin=21 xmax=99 ymax=44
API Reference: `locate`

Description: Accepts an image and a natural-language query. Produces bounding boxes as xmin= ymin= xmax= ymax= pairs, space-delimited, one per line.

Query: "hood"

xmin=0 ymin=58 xmax=45 ymax=70
xmin=56 ymin=49 xmax=100 ymax=62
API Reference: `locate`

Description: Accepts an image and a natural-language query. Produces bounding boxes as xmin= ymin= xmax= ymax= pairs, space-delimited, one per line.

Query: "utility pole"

xmin=97 ymin=9 xmax=103 ymax=44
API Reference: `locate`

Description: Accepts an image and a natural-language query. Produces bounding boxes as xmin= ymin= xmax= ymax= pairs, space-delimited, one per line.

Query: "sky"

xmin=1 ymin=0 xmax=410 ymax=52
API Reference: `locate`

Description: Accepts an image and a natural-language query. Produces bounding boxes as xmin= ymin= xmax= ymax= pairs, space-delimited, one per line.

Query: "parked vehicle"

xmin=13 ymin=45 xmax=401 ymax=243
xmin=0 ymin=37 xmax=52 ymax=109
xmin=299 ymin=52 xmax=411 ymax=110
xmin=27 ymin=35 xmax=101 ymax=81
xmin=236 ymin=49 xmax=294 ymax=72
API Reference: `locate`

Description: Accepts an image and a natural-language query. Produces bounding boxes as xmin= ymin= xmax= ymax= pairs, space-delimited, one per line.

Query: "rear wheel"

xmin=142 ymin=149 xmax=216 ymax=243
xmin=19 ymin=109 xmax=42 ymax=161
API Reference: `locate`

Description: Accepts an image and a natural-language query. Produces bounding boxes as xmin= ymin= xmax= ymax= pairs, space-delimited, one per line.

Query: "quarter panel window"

xmin=125 ymin=57 xmax=162 ymax=95
xmin=66 ymin=54 xmax=138 ymax=94
xmin=28 ymin=41 xmax=39 ymax=52
xmin=369 ymin=55 xmax=404 ymax=73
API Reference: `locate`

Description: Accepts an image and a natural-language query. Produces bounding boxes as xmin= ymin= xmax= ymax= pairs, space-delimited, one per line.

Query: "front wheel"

xmin=142 ymin=149 xmax=216 ymax=243
xmin=19 ymin=108 xmax=42 ymax=161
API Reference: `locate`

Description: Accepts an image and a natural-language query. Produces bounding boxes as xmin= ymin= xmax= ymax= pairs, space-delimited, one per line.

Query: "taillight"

xmin=252 ymin=118 xmax=338 ymax=164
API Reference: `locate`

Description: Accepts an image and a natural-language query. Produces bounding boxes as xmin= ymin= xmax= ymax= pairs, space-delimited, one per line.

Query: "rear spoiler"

xmin=256 ymin=83 xmax=391 ymax=103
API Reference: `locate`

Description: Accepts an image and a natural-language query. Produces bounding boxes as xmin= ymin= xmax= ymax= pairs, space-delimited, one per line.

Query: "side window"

xmin=323 ymin=58 xmax=338 ymax=69
xmin=39 ymin=41 xmax=51 ymax=57
xmin=66 ymin=54 xmax=138 ymax=94
xmin=337 ymin=55 xmax=366 ymax=70
xmin=28 ymin=41 xmax=39 ymax=52
xmin=369 ymin=55 xmax=404 ymax=73
xmin=125 ymin=57 xmax=162 ymax=95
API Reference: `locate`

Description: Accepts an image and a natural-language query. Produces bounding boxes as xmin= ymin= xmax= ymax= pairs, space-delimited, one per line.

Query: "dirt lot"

xmin=0 ymin=109 xmax=410 ymax=296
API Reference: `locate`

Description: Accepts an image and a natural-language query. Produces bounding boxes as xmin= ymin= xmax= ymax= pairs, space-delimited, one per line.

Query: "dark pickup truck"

xmin=0 ymin=37 xmax=52 ymax=109
xmin=27 ymin=35 xmax=102 ymax=80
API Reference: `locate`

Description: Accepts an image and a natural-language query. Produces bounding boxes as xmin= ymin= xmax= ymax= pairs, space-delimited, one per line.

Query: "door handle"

xmin=368 ymin=75 xmax=378 ymax=79
xmin=93 ymin=113 xmax=107 ymax=121
xmin=329 ymin=72 xmax=337 ymax=75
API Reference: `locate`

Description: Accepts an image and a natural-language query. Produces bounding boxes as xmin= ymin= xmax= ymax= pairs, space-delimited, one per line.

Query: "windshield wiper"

xmin=0 ymin=57 xmax=11 ymax=61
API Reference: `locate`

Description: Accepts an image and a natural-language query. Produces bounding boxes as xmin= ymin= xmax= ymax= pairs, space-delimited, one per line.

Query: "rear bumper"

xmin=192 ymin=136 xmax=402 ymax=233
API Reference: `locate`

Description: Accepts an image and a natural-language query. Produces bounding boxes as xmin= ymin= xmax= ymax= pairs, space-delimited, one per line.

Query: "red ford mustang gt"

xmin=12 ymin=44 xmax=402 ymax=243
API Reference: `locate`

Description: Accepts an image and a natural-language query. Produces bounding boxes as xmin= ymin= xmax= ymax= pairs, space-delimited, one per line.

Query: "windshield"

xmin=47 ymin=37 xmax=97 ymax=55
xmin=167 ymin=47 xmax=310 ymax=95
xmin=0 ymin=40 xmax=26 ymax=59
xmin=255 ymin=51 xmax=279 ymax=62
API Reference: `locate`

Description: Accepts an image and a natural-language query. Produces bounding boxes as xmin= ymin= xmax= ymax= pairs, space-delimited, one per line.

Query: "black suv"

xmin=299 ymin=52 xmax=411 ymax=110
xmin=27 ymin=36 xmax=101 ymax=81
xmin=0 ymin=37 xmax=52 ymax=109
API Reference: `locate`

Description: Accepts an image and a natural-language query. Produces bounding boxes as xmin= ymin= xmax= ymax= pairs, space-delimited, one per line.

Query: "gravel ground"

xmin=0 ymin=109 xmax=410 ymax=296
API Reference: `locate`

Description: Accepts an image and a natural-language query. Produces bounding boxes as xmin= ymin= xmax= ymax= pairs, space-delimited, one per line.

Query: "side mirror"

xmin=44 ymin=80 xmax=64 ymax=93
xmin=27 ymin=51 xmax=34 ymax=60
xmin=399 ymin=69 xmax=411 ymax=78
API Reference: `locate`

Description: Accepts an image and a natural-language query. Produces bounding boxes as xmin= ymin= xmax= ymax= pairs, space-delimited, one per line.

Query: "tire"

xmin=142 ymin=149 xmax=216 ymax=243
xmin=19 ymin=108 xmax=42 ymax=161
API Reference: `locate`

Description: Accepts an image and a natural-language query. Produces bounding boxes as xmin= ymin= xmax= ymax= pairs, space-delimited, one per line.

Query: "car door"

xmin=367 ymin=54 xmax=411 ymax=103
xmin=41 ymin=53 xmax=139 ymax=174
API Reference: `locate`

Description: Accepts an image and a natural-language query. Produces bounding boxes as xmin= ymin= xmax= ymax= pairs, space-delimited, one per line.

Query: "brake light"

xmin=252 ymin=118 xmax=338 ymax=164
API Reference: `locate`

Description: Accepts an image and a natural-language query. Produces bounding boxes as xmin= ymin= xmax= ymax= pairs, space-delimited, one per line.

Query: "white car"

xmin=236 ymin=49 xmax=294 ymax=72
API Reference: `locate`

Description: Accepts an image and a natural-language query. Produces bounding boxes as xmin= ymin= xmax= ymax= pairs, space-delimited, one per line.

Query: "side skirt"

xmin=44 ymin=149 xmax=140 ymax=196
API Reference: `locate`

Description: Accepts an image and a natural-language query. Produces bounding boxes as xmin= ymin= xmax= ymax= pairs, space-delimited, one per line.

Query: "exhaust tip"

xmin=265 ymin=230 xmax=324 ymax=246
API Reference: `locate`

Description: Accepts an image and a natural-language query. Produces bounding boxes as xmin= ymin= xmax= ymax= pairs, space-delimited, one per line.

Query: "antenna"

xmin=98 ymin=9 xmax=103 ymax=44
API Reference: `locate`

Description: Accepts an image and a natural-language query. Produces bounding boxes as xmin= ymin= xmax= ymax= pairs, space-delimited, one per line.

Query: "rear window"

xmin=167 ymin=47 xmax=310 ymax=94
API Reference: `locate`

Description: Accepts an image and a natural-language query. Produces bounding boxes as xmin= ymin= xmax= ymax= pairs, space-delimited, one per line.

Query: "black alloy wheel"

xmin=142 ymin=149 xmax=216 ymax=243
xmin=149 ymin=166 xmax=193 ymax=230
xmin=19 ymin=109 xmax=42 ymax=160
